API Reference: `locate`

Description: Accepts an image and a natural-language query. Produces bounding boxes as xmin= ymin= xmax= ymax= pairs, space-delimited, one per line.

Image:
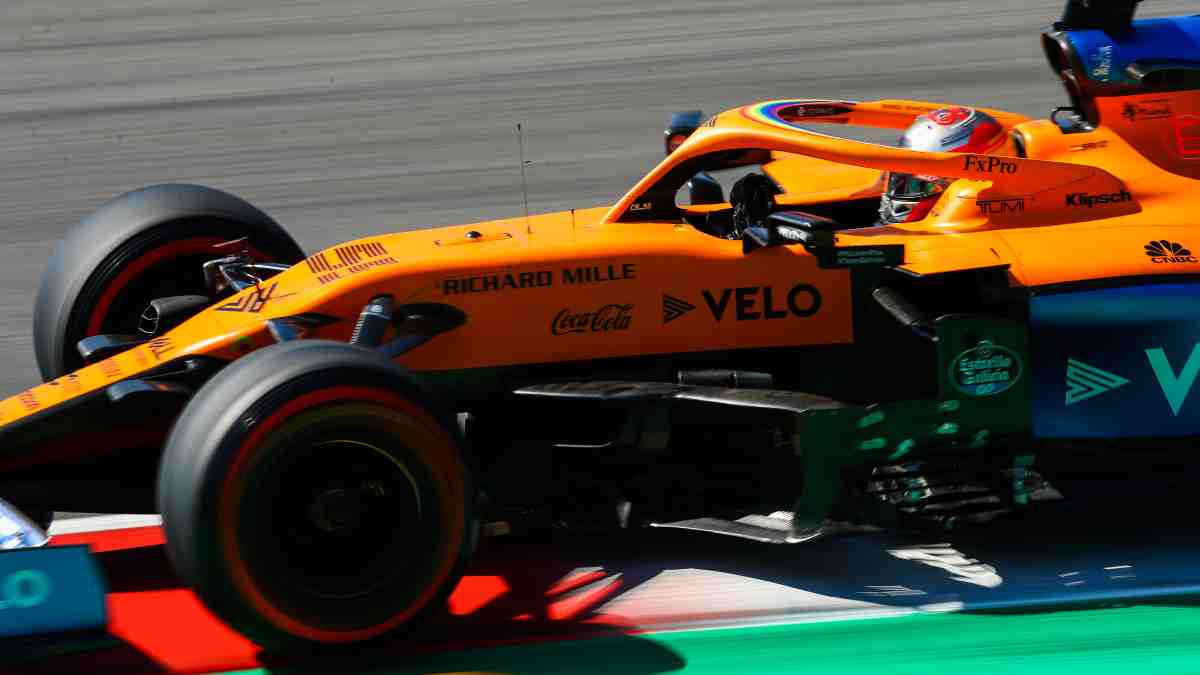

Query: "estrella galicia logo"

xmin=1144 ymin=240 xmax=1198 ymax=264
xmin=950 ymin=340 xmax=1022 ymax=397
xmin=1064 ymin=190 xmax=1131 ymax=208
xmin=662 ymin=294 xmax=696 ymax=324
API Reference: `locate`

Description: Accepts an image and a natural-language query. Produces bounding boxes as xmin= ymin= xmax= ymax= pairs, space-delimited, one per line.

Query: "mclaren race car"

xmin=2 ymin=0 xmax=1198 ymax=650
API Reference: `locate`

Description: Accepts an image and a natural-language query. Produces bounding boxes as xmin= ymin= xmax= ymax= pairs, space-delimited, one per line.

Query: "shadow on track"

xmin=40 ymin=497 xmax=1200 ymax=674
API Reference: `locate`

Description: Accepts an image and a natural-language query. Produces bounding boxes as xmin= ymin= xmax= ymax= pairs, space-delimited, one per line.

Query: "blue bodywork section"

xmin=1068 ymin=15 xmax=1200 ymax=85
xmin=0 ymin=545 xmax=106 ymax=638
xmin=1031 ymin=282 xmax=1200 ymax=439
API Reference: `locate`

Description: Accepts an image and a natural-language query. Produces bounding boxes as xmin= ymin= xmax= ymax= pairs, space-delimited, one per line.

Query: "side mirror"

xmin=742 ymin=211 xmax=834 ymax=255
xmin=742 ymin=223 xmax=807 ymax=254
xmin=742 ymin=211 xmax=905 ymax=268
xmin=0 ymin=498 xmax=48 ymax=549
xmin=688 ymin=172 xmax=724 ymax=205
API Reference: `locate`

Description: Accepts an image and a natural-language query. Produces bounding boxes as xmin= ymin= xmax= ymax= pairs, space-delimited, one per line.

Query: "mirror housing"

xmin=665 ymin=109 xmax=704 ymax=155
xmin=687 ymin=172 xmax=724 ymax=205
xmin=742 ymin=211 xmax=833 ymax=254
xmin=743 ymin=211 xmax=905 ymax=268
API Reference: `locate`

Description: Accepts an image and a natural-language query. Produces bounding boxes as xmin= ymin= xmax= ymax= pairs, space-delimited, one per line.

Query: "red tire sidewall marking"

xmin=85 ymin=236 xmax=269 ymax=335
xmin=216 ymin=385 xmax=467 ymax=643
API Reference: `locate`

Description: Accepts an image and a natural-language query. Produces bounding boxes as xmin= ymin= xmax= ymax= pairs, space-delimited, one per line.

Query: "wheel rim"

xmin=249 ymin=437 xmax=428 ymax=601
xmin=215 ymin=390 xmax=468 ymax=642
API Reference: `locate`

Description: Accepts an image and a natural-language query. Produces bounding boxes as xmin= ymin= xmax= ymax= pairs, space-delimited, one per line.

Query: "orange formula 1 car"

xmin=2 ymin=0 xmax=1199 ymax=648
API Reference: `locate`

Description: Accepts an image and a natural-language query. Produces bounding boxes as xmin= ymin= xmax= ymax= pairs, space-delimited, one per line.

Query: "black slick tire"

xmin=33 ymin=183 xmax=304 ymax=380
xmin=157 ymin=340 xmax=477 ymax=649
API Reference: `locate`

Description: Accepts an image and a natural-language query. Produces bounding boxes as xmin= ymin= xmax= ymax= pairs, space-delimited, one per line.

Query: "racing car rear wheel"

xmin=33 ymin=183 xmax=305 ymax=380
xmin=158 ymin=341 xmax=476 ymax=649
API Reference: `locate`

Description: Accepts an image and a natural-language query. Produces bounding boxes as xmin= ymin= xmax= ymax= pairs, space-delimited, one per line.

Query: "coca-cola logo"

xmin=551 ymin=304 xmax=633 ymax=335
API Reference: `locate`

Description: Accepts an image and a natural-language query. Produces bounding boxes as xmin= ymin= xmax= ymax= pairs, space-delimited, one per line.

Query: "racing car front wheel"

xmin=158 ymin=340 xmax=477 ymax=649
xmin=33 ymin=183 xmax=305 ymax=380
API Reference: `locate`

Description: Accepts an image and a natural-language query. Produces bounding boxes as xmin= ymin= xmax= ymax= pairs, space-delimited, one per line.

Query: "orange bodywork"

xmin=3 ymin=93 xmax=1198 ymax=430
xmin=759 ymin=99 xmax=1032 ymax=206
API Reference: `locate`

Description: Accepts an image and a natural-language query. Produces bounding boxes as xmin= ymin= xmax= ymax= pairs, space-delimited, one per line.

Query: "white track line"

xmin=48 ymin=513 xmax=162 ymax=535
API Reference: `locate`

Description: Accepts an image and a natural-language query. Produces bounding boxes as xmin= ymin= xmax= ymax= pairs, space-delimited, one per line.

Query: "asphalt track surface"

xmin=3 ymin=0 xmax=1195 ymax=393
xmin=39 ymin=513 xmax=1200 ymax=673
xmin=45 ymin=511 xmax=1200 ymax=631
xmin=8 ymin=0 xmax=1200 ymax=665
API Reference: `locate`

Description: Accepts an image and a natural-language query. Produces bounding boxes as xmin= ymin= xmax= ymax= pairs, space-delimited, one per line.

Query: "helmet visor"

xmin=886 ymin=172 xmax=951 ymax=200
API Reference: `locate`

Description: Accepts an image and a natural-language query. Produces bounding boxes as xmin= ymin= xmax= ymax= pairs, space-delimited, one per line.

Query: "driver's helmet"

xmin=880 ymin=107 xmax=1014 ymax=224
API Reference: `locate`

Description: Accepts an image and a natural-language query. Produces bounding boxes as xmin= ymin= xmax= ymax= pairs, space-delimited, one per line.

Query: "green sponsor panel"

xmin=792 ymin=315 xmax=1032 ymax=530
